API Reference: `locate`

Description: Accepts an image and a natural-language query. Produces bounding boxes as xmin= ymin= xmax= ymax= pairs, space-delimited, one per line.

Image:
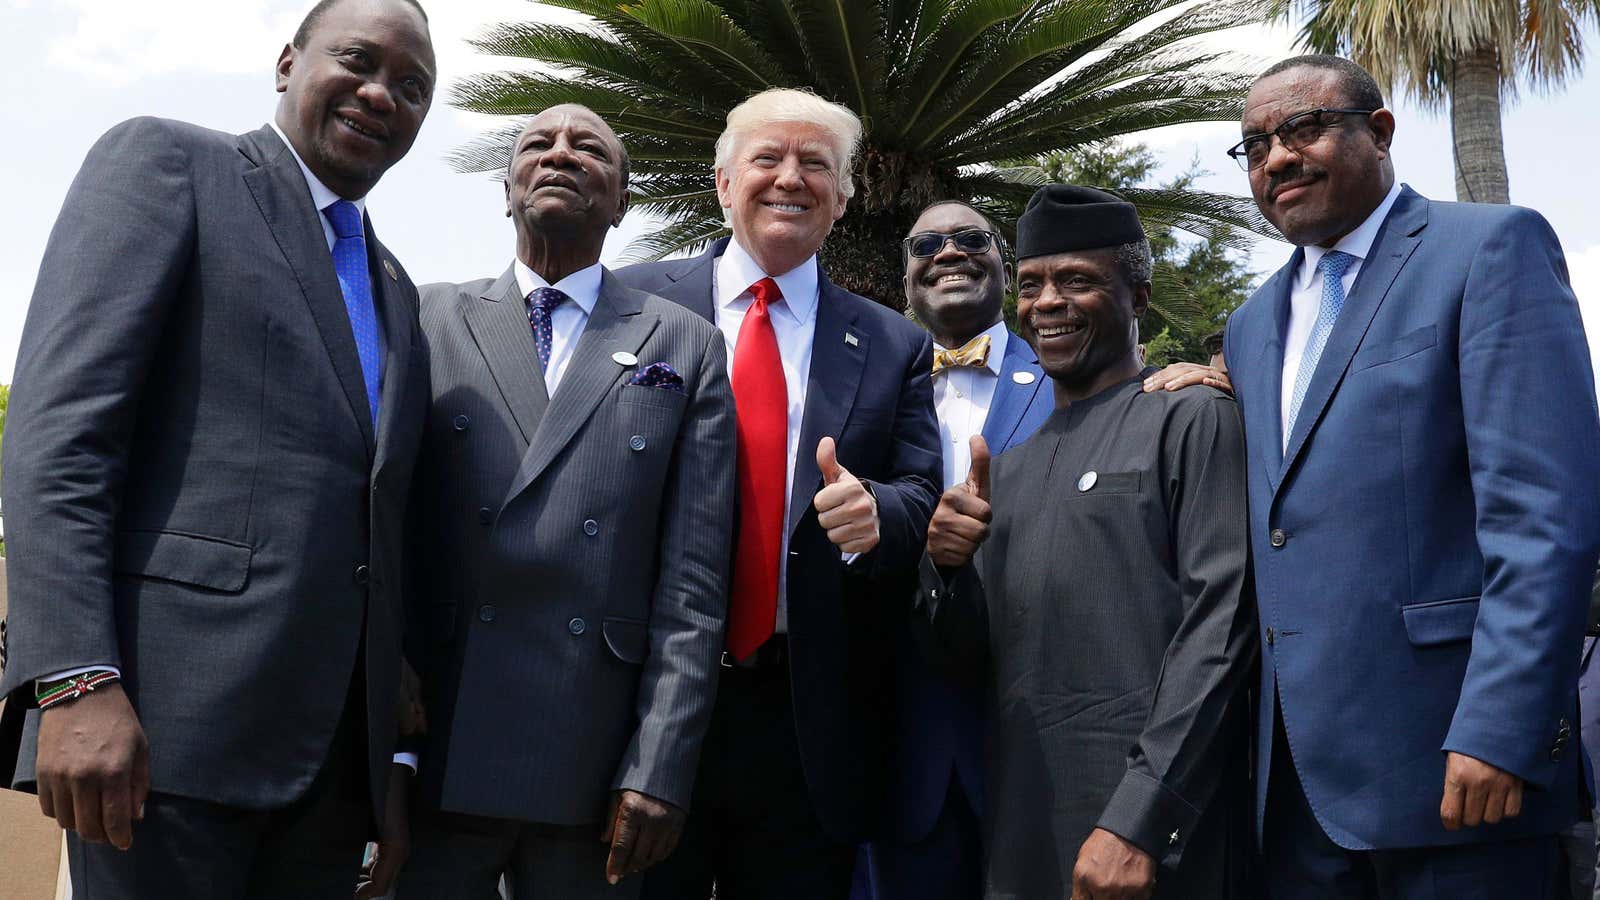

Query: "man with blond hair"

xmin=619 ymin=89 xmax=942 ymax=899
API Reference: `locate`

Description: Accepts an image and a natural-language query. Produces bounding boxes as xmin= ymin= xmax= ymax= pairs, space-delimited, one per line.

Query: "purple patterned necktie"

xmin=527 ymin=286 xmax=569 ymax=373
xmin=323 ymin=200 xmax=383 ymax=424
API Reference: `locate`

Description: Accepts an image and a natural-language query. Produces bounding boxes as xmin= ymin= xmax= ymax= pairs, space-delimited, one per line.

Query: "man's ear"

xmin=1369 ymin=107 xmax=1396 ymax=157
xmin=275 ymin=44 xmax=295 ymax=93
xmin=612 ymin=188 xmax=630 ymax=228
xmin=714 ymin=167 xmax=733 ymax=211
xmin=503 ymin=177 xmax=512 ymax=218
xmin=1131 ymin=281 xmax=1152 ymax=319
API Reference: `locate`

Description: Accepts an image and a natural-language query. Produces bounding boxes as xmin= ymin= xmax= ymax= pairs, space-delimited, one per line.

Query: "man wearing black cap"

xmin=915 ymin=185 xmax=1258 ymax=899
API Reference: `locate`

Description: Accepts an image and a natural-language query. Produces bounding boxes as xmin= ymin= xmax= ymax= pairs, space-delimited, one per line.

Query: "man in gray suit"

xmin=395 ymin=105 xmax=736 ymax=899
xmin=0 ymin=1 xmax=436 ymax=897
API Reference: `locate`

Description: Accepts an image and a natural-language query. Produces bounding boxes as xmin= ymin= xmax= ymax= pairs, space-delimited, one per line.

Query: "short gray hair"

xmin=714 ymin=88 xmax=862 ymax=200
xmin=1114 ymin=239 xmax=1154 ymax=287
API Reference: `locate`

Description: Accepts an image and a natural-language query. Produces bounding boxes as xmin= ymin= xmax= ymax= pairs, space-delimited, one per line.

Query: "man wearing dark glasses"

xmin=1224 ymin=55 xmax=1600 ymax=899
xmin=853 ymin=202 xmax=1053 ymax=900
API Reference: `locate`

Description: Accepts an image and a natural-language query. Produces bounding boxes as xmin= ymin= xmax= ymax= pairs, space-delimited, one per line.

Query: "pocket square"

xmin=628 ymin=361 xmax=685 ymax=393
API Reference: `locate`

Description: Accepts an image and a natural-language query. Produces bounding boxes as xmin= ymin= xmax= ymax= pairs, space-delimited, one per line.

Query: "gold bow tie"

xmin=933 ymin=334 xmax=992 ymax=374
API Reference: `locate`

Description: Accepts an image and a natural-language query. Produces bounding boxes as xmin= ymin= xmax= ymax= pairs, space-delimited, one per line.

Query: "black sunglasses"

xmin=1226 ymin=107 xmax=1378 ymax=171
xmin=903 ymin=228 xmax=1000 ymax=259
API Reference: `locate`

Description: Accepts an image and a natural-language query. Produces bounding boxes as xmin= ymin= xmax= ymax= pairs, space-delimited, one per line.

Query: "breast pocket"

xmin=1353 ymin=325 xmax=1437 ymax=371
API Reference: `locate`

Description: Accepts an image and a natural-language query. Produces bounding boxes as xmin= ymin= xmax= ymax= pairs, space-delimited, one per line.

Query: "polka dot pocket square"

xmin=627 ymin=361 xmax=686 ymax=393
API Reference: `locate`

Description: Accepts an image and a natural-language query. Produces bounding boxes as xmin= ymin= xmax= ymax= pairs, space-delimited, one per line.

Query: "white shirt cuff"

xmin=37 ymin=665 xmax=122 ymax=692
xmin=393 ymin=752 xmax=419 ymax=773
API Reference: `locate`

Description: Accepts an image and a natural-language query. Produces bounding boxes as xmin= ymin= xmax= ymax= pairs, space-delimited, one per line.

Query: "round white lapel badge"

xmin=612 ymin=351 xmax=639 ymax=367
xmin=1077 ymin=471 xmax=1098 ymax=492
xmin=1012 ymin=370 xmax=1037 ymax=385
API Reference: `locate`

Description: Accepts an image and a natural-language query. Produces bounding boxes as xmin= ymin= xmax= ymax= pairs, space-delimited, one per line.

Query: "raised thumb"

xmin=966 ymin=435 xmax=991 ymax=501
xmin=817 ymin=436 xmax=843 ymax=484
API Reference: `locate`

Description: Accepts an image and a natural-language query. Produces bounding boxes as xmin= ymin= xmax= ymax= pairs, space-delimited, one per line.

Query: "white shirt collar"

xmin=934 ymin=319 xmax=1009 ymax=377
xmin=1299 ymin=180 xmax=1403 ymax=286
xmin=269 ymin=121 xmax=366 ymax=218
xmin=512 ymin=259 xmax=604 ymax=316
xmin=716 ymin=238 xmax=820 ymax=327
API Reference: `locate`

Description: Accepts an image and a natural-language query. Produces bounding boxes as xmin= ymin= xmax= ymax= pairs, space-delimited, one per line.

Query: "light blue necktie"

xmin=1286 ymin=250 xmax=1356 ymax=437
xmin=323 ymin=200 xmax=383 ymax=425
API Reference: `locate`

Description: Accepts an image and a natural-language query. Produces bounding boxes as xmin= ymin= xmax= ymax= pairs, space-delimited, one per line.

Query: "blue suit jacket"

xmin=616 ymin=239 xmax=943 ymax=842
xmin=1225 ymin=186 xmax=1600 ymax=850
xmin=884 ymin=330 xmax=1053 ymax=844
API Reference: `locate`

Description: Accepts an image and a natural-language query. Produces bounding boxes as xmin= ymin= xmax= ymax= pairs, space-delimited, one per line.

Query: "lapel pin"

xmin=844 ymin=333 xmax=859 ymax=347
xmin=612 ymin=350 xmax=639 ymax=367
xmin=382 ymin=258 xmax=398 ymax=281
xmin=1077 ymin=471 xmax=1098 ymax=492
xmin=1012 ymin=371 xmax=1037 ymax=385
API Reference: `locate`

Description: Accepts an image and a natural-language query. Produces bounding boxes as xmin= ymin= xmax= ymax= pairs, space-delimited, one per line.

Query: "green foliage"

xmin=452 ymin=0 xmax=1279 ymax=308
xmin=1032 ymin=141 xmax=1256 ymax=364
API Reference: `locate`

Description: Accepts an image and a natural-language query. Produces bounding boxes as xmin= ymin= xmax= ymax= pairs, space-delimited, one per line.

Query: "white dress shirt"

xmin=37 ymin=125 xmax=371 ymax=691
xmin=513 ymin=259 xmax=603 ymax=395
xmin=933 ymin=321 xmax=1008 ymax=490
xmin=713 ymin=239 xmax=820 ymax=633
xmin=1280 ymin=180 xmax=1403 ymax=451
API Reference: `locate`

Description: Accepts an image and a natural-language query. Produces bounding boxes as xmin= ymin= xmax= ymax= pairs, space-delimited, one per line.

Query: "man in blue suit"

xmin=616 ymin=89 xmax=942 ymax=899
xmin=1225 ymin=54 xmax=1600 ymax=898
xmin=853 ymin=200 xmax=1052 ymax=900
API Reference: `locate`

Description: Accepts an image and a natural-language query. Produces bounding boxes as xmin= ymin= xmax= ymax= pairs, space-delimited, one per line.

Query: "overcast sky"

xmin=4 ymin=0 xmax=1599 ymax=383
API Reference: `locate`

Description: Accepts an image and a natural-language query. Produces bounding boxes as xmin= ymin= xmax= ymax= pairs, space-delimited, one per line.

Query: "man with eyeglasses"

xmin=852 ymin=201 xmax=1053 ymax=900
xmin=1224 ymin=54 xmax=1600 ymax=899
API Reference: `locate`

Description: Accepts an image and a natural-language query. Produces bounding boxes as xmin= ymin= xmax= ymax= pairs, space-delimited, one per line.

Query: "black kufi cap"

xmin=1015 ymin=184 xmax=1145 ymax=261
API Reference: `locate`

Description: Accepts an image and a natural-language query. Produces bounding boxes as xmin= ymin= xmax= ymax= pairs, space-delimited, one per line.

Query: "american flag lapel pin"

xmin=844 ymin=332 xmax=859 ymax=347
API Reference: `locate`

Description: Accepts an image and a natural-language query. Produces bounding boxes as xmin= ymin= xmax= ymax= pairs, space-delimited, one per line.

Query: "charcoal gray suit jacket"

xmin=409 ymin=267 xmax=735 ymax=824
xmin=0 ymin=118 xmax=428 ymax=822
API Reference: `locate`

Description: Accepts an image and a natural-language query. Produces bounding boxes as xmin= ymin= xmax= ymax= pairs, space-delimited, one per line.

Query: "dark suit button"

xmin=452 ymin=414 xmax=470 ymax=432
xmin=1551 ymin=746 xmax=1565 ymax=762
xmin=478 ymin=605 xmax=496 ymax=623
xmin=568 ymin=617 xmax=586 ymax=635
xmin=1266 ymin=627 xmax=1275 ymax=646
xmin=354 ymin=565 xmax=370 ymax=585
xmin=583 ymin=519 xmax=599 ymax=536
xmin=478 ymin=507 xmax=493 ymax=525
xmin=1269 ymin=529 xmax=1287 ymax=548
xmin=630 ymin=435 xmax=646 ymax=451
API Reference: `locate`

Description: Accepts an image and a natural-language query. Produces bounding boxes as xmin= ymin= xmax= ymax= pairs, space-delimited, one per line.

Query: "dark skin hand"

xmin=1440 ymin=751 xmax=1524 ymax=831
xmin=356 ymin=763 xmax=414 ymax=900
xmin=601 ymin=789 xmax=686 ymax=883
xmin=1071 ymin=828 xmax=1156 ymax=900
xmin=36 ymin=682 xmax=150 ymax=850
xmin=1142 ymin=363 xmax=1232 ymax=395
xmin=397 ymin=656 xmax=427 ymax=737
xmin=926 ymin=436 xmax=991 ymax=569
xmin=814 ymin=437 xmax=880 ymax=555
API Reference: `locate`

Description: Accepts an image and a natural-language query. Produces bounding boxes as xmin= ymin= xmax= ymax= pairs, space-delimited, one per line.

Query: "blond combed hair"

xmin=714 ymin=88 xmax=862 ymax=199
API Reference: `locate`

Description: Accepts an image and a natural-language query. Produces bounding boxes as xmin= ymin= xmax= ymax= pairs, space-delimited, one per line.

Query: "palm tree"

xmin=450 ymin=0 xmax=1276 ymax=311
xmin=1285 ymin=0 xmax=1600 ymax=204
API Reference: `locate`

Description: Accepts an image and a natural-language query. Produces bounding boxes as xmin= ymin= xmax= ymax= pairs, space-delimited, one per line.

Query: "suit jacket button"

xmin=1269 ymin=529 xmax=1287 ymax=548
xmin=568 ymin=617 xmax=586 ymax=635
xmin=1551 ymin=746 xmax=1565 ymax=762
xmin=452 ymin=414 xmax=470 ymax=432
xmin=583 ymin=519 xmax=599 ymax=536
xmin=353 ymin=565 xmax=370 ymax=585
xmin=478 ymin=605 xmax=496 ymax=623
xmin=630 ymin=435 xmax=646 ymax=451
xmin=478 ymin=507 xmax=493 ymax=525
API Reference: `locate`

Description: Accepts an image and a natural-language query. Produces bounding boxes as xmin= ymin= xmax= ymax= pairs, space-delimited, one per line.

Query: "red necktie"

xmin=726 ymin=277 xmax=788 ymax=660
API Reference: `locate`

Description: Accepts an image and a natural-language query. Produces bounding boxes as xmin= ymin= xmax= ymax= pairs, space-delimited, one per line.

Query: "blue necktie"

xmin=1286 ymin=250 xmax=1356 ymax=438
xmin=323 ymin=200 xmax=383 ymax=425
xmin=527 ymin=286 xmax=569 ymax=373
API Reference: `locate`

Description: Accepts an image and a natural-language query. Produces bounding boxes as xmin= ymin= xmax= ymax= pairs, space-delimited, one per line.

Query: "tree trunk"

xmin=1449 ymin=45 xmax=1510 ymax=204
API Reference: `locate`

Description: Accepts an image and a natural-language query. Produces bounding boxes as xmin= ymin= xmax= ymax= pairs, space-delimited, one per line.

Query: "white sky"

xmin=3 ymin=1 xmax=1599 ymax=384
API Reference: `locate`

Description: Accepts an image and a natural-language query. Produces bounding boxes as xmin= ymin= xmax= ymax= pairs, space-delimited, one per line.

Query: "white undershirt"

xmin=1280 ymin=180 xmax=1403 ymax=451
xmin=933 ymin=321 xmax=1008 ymax=490
xmin=513 ymin=259 xmax=603 ymax=395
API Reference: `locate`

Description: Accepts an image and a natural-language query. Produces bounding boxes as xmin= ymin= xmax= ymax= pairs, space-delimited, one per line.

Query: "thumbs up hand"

xmin=927 ymin=436 xmax=993 ymax=569
xmin=814 ymin=436 xmax=880 ymax=555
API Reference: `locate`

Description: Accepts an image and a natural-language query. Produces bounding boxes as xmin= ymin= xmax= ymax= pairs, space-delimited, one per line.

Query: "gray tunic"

xmin=915 ymin=372 xmax=1258 ymax=899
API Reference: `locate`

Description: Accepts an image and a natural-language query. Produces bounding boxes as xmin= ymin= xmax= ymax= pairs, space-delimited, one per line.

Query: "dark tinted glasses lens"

xmin=908 ymin=233 xmax=947 ymax=257
xmin=950 ymin=230 xmax=994 ymax=253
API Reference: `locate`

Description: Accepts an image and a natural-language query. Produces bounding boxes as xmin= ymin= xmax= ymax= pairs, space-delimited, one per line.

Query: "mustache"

xmin=1268 ymin=164 xmax=1325 ymax=199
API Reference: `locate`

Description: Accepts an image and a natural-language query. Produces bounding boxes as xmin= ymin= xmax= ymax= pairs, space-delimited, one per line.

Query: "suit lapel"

xmin=239 ymin=125 xmax=376 ymax=454
xmin=462 ymin=267 xmax=549 ymax=447
xmin=504 ymin=270 xmax=660 ymax=504
xmin=369 ymin=228 xmax=413 ymax=480
xmin=983 ymin=332 xmax=1043 ymax=453
xmin=1245 ymin=255 xmax=1297 ymax=494
xmin=1280 ymin=190 xmax=1428 ymax=481
xmin=790 ymin=277 xmax=867 ymax=538
xmin=653 ymin=240 xmax=723 ymax=323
